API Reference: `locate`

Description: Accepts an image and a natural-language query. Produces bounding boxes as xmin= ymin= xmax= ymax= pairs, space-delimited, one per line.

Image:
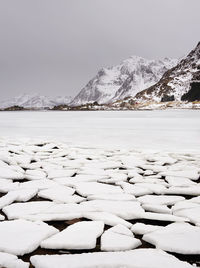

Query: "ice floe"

xmin=101 ymin=224 xmax=141 ymax=251
xmin=0 ymin=219 xmax=58 ymax=255
xmin=80 ymin=200 xmax=144 ymax=220
xmin=82 ymin=212 xmax=132 ymax=228
xmin=75 ymin=182 xmax=123 ymax=197
xmin=0 ymin=139 xmax=200 ymax=267
xmin=131 ymin=223 xmax=163 ymax=235
xmin=30 ymin=249 xmax=193 ymax=268
xmin=41 ymin=221 xmax=104 ymax=250
xmin=143 ymin=222 xmax=200 ymax=254
xmin=0 ymin=252 xmax=29 ymax=268
xmin=138 ymin=195 xmax=185 ymax=205
xmin=87 ymin=193 xmax=136 ymax=201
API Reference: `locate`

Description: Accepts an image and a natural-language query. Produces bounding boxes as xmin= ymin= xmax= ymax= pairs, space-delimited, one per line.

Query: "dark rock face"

xmin=161 ymin=95 xmax=175 ymax=102
xmin=4 ymin=105 xmax=25 ymax=111
xmin=181 ymin=82 xmax=200 ymax=101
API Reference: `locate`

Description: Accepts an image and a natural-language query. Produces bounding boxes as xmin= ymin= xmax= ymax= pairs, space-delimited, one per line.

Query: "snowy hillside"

xmin=71 ymin=56 xmax=177 ymax=106
xmin=112 ymin=57 xmax=177 ymax=101
xmin=0 ymin=94 xmax=72 ymax=109
xmin=135 ymin=42 xmax=200 ymax=102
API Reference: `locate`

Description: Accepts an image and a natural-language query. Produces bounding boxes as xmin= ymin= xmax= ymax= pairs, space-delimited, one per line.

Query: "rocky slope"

xmin=134 ymin=42 xmax=200 ymax=102
xmin=71 ymin=56 xmax=177 ymax=106
xmin=0 ymin=94 xmax=72 ymax=109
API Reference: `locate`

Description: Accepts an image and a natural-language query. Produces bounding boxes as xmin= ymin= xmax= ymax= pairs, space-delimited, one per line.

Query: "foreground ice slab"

xmin=160 ymin=170 xmax=199 ymax=181
xmin=101 ymin=224 xmax=141 ymax=251
xmin=82 ymin=212 xmax=132 ymax=228
xmin=143 ymin=222 xmax=200 ymax=254
xmin=173 ymin=206 xmax=200 ymax=224
xmin=0 ymin=188 xmax=37 ymax=209
xmin=3 ymin=201 xmax=54 ymax=219
xmin=131 ymin=223 xmax=163 ymax=235
xmin=142 ymin=204 xmax=171 ymax=214
xmin=87 ymin=193 xmax=136 ymax=201
xmin=0 ymin=219 xmax=58 ymax=255
xmin=75 ymin=182 xmax=123 ymax=197
xmin=81 ymin=200 xmax=144 ymax=220
xmin=41 ymin=221 xmax=104 ymax=250
xmin=138 ymin=195 xmax=185 ymax=205
xmin=37 ymin=186 xmax=85 ymax=203
xmin=0 ymin=214 xmax=5 ymax=220
xmin=0 ymin=252 xmax=29 ymax=268
xmin=0 ymin=166 xmax=24 ymax=180
xmin=30 ymin=249 xmax=193 ymax=268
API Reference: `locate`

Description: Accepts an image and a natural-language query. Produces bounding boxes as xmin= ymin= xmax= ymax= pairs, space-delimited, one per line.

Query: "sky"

xmin=0 ymin=0 xmax=200 ymax=100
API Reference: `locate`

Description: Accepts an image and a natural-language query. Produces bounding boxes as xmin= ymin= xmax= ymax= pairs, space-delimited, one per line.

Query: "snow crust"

xmin=0 ymin=219 xmax=58 ymax=255
xmin=41 ymin=221 xmax=104 ymax=250
xmin=0 ymin=252 xmax=29 ymax=268
xmin=30 ymin=249 xmax=193 ymax=268
xmin=143 ymin=222 xmax=200 ymax=254
xmin=131 ymin=223 xmax=163 ymax=235
xmin=101 ymin=225 xmax=141 ymax=251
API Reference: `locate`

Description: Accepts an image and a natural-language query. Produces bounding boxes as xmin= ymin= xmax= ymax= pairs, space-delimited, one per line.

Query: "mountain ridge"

xmin=70 ymin=56 xmax=177 ymax=106
xmin=134 ymin=42 xmax=200 ymax=102
xmin=0 ymin=94 xmax=72 ymax=109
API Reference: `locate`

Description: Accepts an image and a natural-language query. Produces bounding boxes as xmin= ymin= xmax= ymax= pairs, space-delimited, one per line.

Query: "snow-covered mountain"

xmin=71 ymin=56 xmax=177 ymax=105
xmin=0 ymin=94 xmax=72 ymax=109
xmin=134 ymin=42 xmax=200 ymax=102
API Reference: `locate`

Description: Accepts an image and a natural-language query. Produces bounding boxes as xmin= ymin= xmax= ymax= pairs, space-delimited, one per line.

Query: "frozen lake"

xmin=0 ymin=110 xmax=199 ymax=152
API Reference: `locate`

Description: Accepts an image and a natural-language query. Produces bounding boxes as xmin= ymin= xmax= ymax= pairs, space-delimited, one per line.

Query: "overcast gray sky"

xmin=0 ymin=0 xmax=199 ymax=100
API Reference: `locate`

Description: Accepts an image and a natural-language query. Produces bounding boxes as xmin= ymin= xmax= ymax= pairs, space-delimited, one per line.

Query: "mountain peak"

xmin=134 ymin=42 xmax=200 ymax=102
xmin=71 ymin=56 xmax=177 ymax=106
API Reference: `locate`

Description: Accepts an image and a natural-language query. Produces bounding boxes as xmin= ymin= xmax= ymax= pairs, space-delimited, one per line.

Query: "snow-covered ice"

xmin=41 ymin=221 xmax=104 ymax=250
xmin=0 ymin=252 xmax=29 ymax=268
xmin=101 ymin=224 xmax=141 ymax=251
xmin=30 ymin=249 xmax=193 ymax=268
xmin=138 ymin=195 xmax=185 ymax=205
xmin=142 ymin=204 xmax=171 ymax=214
xmin=82 ymin=212 xmax=132 ymax=228
xmin=0 ymin=166 xmax=24 ymax=180
xmin=74 ymin=182 xmax=123 ymax=197
xmin=87 ymin=193 xmax=136 ymax=201
xmin=131 ymin=223 xmax=163 ymax=235
xmin=0 ymin=110 xmax=200 ymax=151
xmin=0 ymin=219 xmax=58 ymax=255
xmin=0 ymin=132 xmax=199 ymax=266
xmin=0 ymin=214 xmax=5 ymax=220
xmin=80 ymin=200 xmax=144 ymax=220
xmin=173 ymin=206 xmax=200 ymax=225
xmin=143 ymin=222 xmax=200 ymax=254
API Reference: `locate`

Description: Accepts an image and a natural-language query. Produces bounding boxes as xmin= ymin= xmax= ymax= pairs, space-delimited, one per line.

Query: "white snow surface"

xmin=0 ymin=219 xmax=58 ymax=255
xmin=131 ymin=223 xmax=163 ymax=235
xmin=30 ymin=249 xmax=193 ymax=268
xmin=41 ymin=221 xmax=104 ymax=250
xmin=0 ymin=252 xmax=29 ymax=268
xmin=143 ymin=222 xmax=200 ymax=254
xmin=0 ymin=138 xmax=199 ymax=267
xmin=0 ymin=110 xmax=200 ymax=152
xmin=101 ymin=225 xmax=141 ymax=251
